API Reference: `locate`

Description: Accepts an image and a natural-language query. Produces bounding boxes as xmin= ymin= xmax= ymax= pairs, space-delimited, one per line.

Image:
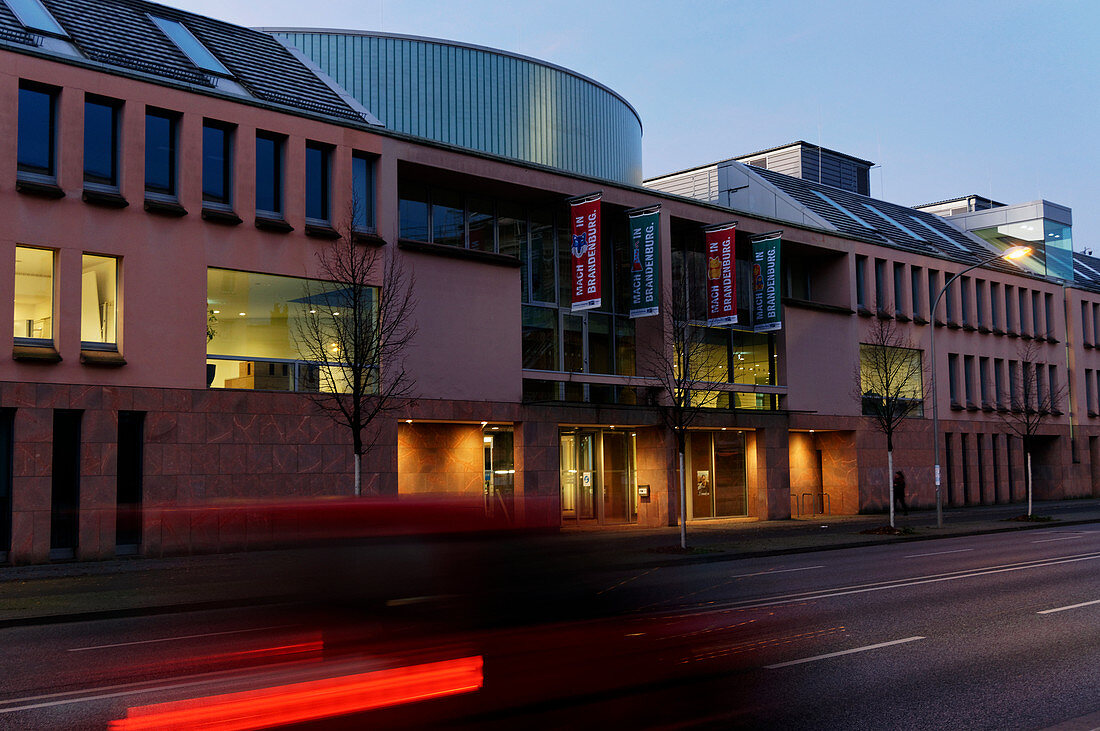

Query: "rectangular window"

xmin=910 ymin=266 xmax=922 ymax=319
xmin=81 ymin=254 xmax=118 ymax=348
xmin=8 ymin=0 xmax=68 ymax=36
xmin=1019 ymin=288 xmax=1029 ymax=336
xmin=948 ymin=353 xmax=960 ymax=405
xmin=398 ymin=180 xmax=429 ymax=242
xmin=960 ymin=276 xmax=971 ymax=326
xmin=991 ymin=282 xmax=1002 ymax=331
xmin=855 ymin=255 xmax=867 ymax=308
xmin=84 ymin=95 xmax=120 ymax=188
xmin=529 ymin=207 xmax=556 ymax=304
xmin=928 ymin=269 xmax=940 ymax=322
xmin=893 ymin=263 xmax=905 ymax=315
xmin=431 ymin=188 xmax=463 ymax=247
xmin=1009 ymin=360 xmax=1020 ymax=410
xmin=467 ymin=196 xmax=494 ymax=252
xmin=202 ymin=120 xmax=233 ymax=205
xmin=1045 ymin=292 xmax=1054 ymax=338
xmin=859 ymin=343 xmax=924 ymax=418
xmin=352 ymin=152 xmax=375 ymax=232
xmin=994 ymin=358 xmax=1005 ymax=409
xmin=1005 ymin=285 xmax=1016 ymax=333
xmin=976 ymin=280 xmax=986 ymax=329
xmin=254 ymin=131 xmax=283 ymax=216
xmin=149 ymin=16 xmax=230 ymax=76
xmin=979 ymin=356 xmax=990 ymax=408
xmin=1032 ymin=291 xmax=1042 ymax=339
xmin=1088 ymin=369 xmax=1096 ymax=414
xmin=521 ymin=305 xmax=558 ymax=371
xmin=1048 ymin=366 xmax=1058 ymax=412
xmin=206 ymin=268 xmax=368 ymax=393
xmin=1083 ymin=302 xmax=1091 ymax=346
xmin=17 ymin=82 xmax=57 ymax=178
xmin=305 ymin=141 xmax=330 ymax=222
xmin=964 ymin=355 xmax=975 ymax=406
xmin=1094 ymin=303 xmax=1100 ymax=345
xmin=874 ymin=258 xmax=886 ymax=312
xmin=145 ymin=108 xmax=178 ymax=197
xmin=945 ymin=274 xmax=957 ymax=323
xmin=14 ymin=246 xmax=54 ymax=343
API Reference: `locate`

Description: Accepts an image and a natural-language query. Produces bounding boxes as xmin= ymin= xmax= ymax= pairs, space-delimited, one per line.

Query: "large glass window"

xmin=860 ymin=343 xmax=924 ymax=417
xmin=206 ymin=268 xmax=360 ymax=392
xmin=521 ymin=306 xmax=558 ymax=371
xmin=84 ymin=96 xmax=120 ymax=187
xmin=305 ymin=142 xmax=330 ymax=222
xmin=467 ymin=197 xmax=494 ymax=251
xmin=529 ymin=208 xmax=556 ymax=304
xmin=202 ymin=120 xmax=232 ymax=205
xmin=254 ymin=131 xmax=283 ymax=216
xmin=81 ymin=254 xmax=117 ymax=348
xmin=14 ymin=247 xmax=53 ymax=342
xmin=352 ymin=152 xmax=375 ymax=231
xmin=431 ymin=189 xmax=464 ymax=247
xmin=17 ymin=83 xmax=56 ymax=178
xmin=145 ymin=108 xmax=177 ymax=197
xmin=398 ymin=181 xmax=429 ymax=241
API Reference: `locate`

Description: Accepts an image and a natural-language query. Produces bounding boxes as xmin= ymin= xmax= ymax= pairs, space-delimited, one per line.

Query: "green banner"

xmin=752 ymin=235 xmax=782 ymax=332
xmin=629 ymin=209 xmax=660 ymax=318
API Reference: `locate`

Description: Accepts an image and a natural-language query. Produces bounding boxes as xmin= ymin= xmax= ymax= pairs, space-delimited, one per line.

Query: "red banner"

xmin=570 ymin=196 xmax=601 ymax=311
xmin=705 ymin=224 xmax=737 ymax=325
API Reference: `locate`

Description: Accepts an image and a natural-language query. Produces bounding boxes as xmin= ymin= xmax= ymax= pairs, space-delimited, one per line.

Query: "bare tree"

xmin=856 ymin=314 xmax=925 ymax=527
xmin=296 ymin=216 xmax=418 ymax=496
xmin=996 ymin=338 xmax=1068 ymax=515
xmin=640 ymin=283 xmax=725 ymax=549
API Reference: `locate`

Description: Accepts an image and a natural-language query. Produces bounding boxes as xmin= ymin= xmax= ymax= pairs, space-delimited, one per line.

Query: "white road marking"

xmin=1033 ymin=535 xmax=1084 ymax=544
xmin=905 ymin=548 xmax=974 ymax=558
xmin=1038 ymin=598 xmax=1100 ymax=615
xmin=765 ymin=636 xmax=925 ymax=669
xmin=662 ymin=551 xmax=1100 ymax=616
xmin=67 ymin=625 xmax=293 ymax=652
xmin=727 ymin=566 xmax=824 ymax=580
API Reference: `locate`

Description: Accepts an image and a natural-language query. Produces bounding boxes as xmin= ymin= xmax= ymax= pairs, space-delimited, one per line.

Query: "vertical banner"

xmin=570 ymin=194 xmax=602 ymax=311
xmin=705 ymin=223 xmax=738 ymax=326
xmin=628 ymin=206 xmax=660 ymax=318
xmin=752 ymin=233 xmax=782 ymax=332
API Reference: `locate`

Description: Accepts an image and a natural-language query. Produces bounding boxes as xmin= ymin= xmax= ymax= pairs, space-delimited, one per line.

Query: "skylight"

xmin=149 ymin=15 xmax=230 ymax=76
xmin=909 ymin=215 xmax=970 ymax=252
xmin=811 ymin=190 xmax=876 ymax=230
xmin=5 ymin=0 xmax=67 ymax=36
xmin=861 ymin=204 xmax=926 ymax=242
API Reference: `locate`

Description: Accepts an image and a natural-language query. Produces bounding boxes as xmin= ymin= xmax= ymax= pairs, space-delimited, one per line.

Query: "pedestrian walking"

xmin=893 ymin=470 xmax=908 ymax=516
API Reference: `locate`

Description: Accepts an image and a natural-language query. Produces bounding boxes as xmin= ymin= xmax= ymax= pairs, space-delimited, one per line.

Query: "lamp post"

xmin=930 ymin=245 xmax=1031 ymax=528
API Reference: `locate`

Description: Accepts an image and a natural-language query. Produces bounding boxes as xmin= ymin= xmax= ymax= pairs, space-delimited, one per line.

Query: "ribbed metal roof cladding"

xmin=17 ymin=0 xmax=362 ymax=120
xmin=266 ymin=28 xmax=644 ymax=185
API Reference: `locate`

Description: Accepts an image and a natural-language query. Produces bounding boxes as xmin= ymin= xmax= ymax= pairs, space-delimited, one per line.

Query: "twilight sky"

xmin=167 ymin=0 xmax=1099 ymax=250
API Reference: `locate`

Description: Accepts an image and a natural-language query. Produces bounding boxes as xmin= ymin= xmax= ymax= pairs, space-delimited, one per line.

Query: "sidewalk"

xmin=1 ymin=499 xmax=1098 ymax=626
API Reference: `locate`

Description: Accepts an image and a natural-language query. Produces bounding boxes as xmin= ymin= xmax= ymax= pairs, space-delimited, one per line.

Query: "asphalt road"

xmin=3 ymin=528 xmax=1100 ymax=729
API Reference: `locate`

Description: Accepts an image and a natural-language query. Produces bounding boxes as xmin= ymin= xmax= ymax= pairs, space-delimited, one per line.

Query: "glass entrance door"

xmin=560 ymin=431 xmax=596 ymax=520
xmin=687 ymin=431 xmax=747 ymax=519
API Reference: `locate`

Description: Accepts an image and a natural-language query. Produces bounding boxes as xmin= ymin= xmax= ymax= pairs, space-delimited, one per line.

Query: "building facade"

xmin=0 ymin=0 xmax=1097 ymax=565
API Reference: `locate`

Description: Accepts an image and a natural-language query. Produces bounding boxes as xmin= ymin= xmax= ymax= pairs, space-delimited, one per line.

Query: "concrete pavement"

xmin=1 ymin=498 xmax=1098 ymax=626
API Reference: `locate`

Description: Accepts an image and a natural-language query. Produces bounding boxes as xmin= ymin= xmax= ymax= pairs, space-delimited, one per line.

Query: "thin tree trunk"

xmin=679 ymin=449 xmax=687 ymax=550
xmin=354 ymin=452 xmax=361 ymax=497
xmin=1027 ymin=450 xmax=1033 ymax=516
xmin=887 ymin=449 xmax=895 ymax=528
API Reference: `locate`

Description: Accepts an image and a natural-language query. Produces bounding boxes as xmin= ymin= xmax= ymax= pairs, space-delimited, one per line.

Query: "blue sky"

xmin=170 ymin=0 xmax=1099 ymax=250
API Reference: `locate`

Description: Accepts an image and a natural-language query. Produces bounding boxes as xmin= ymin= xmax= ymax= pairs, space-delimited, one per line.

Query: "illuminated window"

xmin=81 ymin=254 xmax=117 ymax=348
xmin=14 ymin=246 xmax=53 ymax=342
xmin=860 ymin=343 xmax=924 ymax=418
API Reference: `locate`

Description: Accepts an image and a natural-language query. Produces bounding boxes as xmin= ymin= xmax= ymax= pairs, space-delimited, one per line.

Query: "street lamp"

xmin=930 ymin=245 xmax=1031 ymax=528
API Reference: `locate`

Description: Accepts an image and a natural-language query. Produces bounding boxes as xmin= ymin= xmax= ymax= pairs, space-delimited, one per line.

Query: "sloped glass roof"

xmin=149 ymin=14 xmax=230 ymax=76
xmin=5 ymin=0 xmax=66 ymax=36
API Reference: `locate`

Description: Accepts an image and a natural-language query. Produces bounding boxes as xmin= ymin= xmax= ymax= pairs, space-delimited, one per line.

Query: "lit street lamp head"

xmin=1002 ymin=245 xmax=1032 ymax=260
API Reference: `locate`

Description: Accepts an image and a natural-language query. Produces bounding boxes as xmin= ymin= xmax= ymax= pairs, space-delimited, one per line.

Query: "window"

xmin=6 ymin=0 xmax=67 ymax=36
xmin=1048 ymin=366 xmax=1058 ymax=411
xmin=991 ymin=282 xmax=1002 ymax=331
xmin=431 ymin=188 xmax=462 ymax=246
xmin=1005 ymin=285 xmax=1016 ymax=333
xmin=1045 ymin=292 xmax=1054 ymax=338
xmin=975 ymin=280 xmax=986 ymax=329
xmin=874 ymin=258 xmax=886 ymax=312
xmin=964 ymin=355 xmax=975 ymax=407
xmin=860 ymin=343 xmax=924 ymax=418
xmin=893 ymin=263 xmax=905 ymax=315
xmin=305 ymin=142 xmax=330 ymax=222
xmin=1087 ymin=369 xmax=1096 ymax=415
xmin=202 ymin=120 xmax=232 ymax=205
xmin=14 ymin=246 xmax=53 ymax=343
xmin=1018 ymin=288 xmax=1029 ymax=336
xmin=948 ymin=353 xmax=959 ymax=405
xmin=945 ymin=274 xmax=957 ymax=323
xmin=855 ymin=255 xmax=867 ymax=308
xmin=521 ymin=306 xmax=558 ymax=370
xmin=206 ymin=268 xmax=361 ymax=392
xmin=254 ymin=131 xmax=283 ymax=216
xmin=910 ymin=266 xmax=922 ymax=318
xmin=84 ymin=96 xmax=120 ymax=188
xmin=80 ymin=254 xmax=117 ymax=348
xmin=960 ymin=276 xmax=971 ymax=326
xmin=17 ymin=82 xmax=57 ymax=178
xmin=1008 ymin=360 xmax=1020 ymax=410
xmin=927 ymin=269 xmax=939 ymax=321
xmin=145 ymin=108 xmax=178 ymax=197
xmin=351 ymin=153 xmax=374 ymax=231
xmin=979 ymin=357 xmax=990 ymax=408
xmin=149 ymin=15 xmax=230 ymax=76
xmin=1094 ymin=303 xmax=1100 ymax=345
xmin=1082 ymin=302 xmax=1091 ymax=346
xmin=1032 ymin=291 xmax=1042 ymax=339
xmin=994 ymin=358 xmax=1005 ymax=409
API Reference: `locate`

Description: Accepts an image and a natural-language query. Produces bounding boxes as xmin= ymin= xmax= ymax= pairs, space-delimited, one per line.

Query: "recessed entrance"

xmin=560 ymin=429 xmax=636 ymax=524
xmin=687 ymin=431 xmax=747 ymax=519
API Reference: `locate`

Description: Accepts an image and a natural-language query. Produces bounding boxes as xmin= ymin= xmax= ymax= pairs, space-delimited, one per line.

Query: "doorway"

xmin=687 ymin=431 xmax=747 ymax=519
xmin=560 ymin=429 xmax=636 ymax=524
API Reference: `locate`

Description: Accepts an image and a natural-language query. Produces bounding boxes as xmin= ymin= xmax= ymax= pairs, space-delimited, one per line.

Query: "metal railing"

xmin=790 ymin=492 xmax=832 ymax=516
